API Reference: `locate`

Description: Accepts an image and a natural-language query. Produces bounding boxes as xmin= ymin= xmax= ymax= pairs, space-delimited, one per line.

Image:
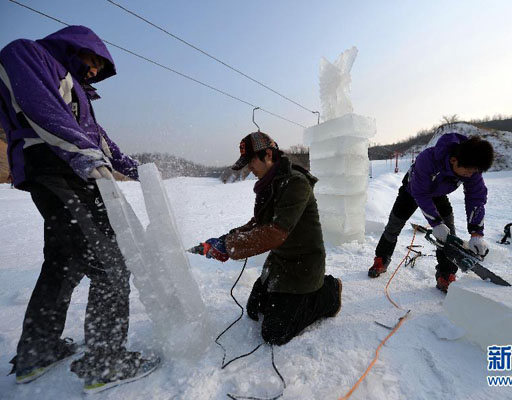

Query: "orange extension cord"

xmin=338 ymin=227 xmax=418 ymax=400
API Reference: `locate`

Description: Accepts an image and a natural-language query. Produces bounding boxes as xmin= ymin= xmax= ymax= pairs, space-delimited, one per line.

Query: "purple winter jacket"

xmin=0 ymin=25 xmax=138 ymax=188
xmin=407 ymin=133 xmax=487 ymax=236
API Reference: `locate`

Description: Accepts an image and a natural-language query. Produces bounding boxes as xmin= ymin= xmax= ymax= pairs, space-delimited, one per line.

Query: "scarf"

xmin=253 ymin=159 xmax=281 ymax=218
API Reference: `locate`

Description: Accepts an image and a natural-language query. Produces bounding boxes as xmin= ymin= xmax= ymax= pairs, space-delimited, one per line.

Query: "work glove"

xmin=432 ymin=223 xmax=450 ymax=243
xmin=468 ymin=236 xmax=489 ymax=257
xmin=89 ymin=166 xmax=114 ymax=180
xmin=203 ymin=235 xmax=229 ymax=262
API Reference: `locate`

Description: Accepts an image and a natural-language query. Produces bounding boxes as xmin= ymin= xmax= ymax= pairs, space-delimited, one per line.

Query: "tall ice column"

xmin=304 ymin=47 xmax=376 ymax=244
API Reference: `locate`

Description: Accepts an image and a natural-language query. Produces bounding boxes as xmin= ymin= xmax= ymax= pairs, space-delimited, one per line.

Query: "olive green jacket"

xmin=227 ymin=157 xmax=325 ymax=294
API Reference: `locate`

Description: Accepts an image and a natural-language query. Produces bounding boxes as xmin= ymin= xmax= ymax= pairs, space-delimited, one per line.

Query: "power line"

xmin=7 ymin=0 xmax=307 ymax=128
xmin=106 ymin=0 xmax=319 ymax=119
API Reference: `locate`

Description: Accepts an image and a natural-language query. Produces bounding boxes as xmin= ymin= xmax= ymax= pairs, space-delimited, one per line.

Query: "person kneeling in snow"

xmin=200 ymin=132 xmax=342 ymax=345
xmin=368 ymin=133 xmax=494 ymax=293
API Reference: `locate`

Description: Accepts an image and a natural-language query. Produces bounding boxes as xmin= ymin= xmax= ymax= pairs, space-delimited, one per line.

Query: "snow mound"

xmin=419 ymin=122 xmax=512 ymax=171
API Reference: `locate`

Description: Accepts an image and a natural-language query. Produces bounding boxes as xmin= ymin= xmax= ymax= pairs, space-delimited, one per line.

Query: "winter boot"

xmin=246 ymin=278 xmax=267 ymax=322
xmin=436 ymin=273 xmax=456 ymax=293
xmin=83 ymin=353 xmax=160 ymax=394
xmin=368 ymin=257 xmax=390 ymax=278
xmin=72 ymin=350 xmax=160 ymax=394
xmin=331 ymin=278 xmax=343 ymax=317
xmin=13 ymin=338 xmax=78 ymax=384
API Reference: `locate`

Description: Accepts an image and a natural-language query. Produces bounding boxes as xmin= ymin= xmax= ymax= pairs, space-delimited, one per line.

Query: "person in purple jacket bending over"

xmin=0 ymin=26 xmax=159 ymax=393
xmin=368 ymin=133 xmax=494 ymax=293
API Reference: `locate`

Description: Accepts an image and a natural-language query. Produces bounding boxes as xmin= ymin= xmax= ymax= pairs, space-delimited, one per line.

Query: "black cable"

xmin=270 ymin=345 xmax=286 ymax=393
xmin=227 ymin=347 xmax=286 ymax=400
xmin=106 ymin=0 xmax=319 ymax=119
xmin=8 ymin=0 xmax=70 ymax=26
xmin=7 ymin=0 xmax=306 ymax=128
xmin=215 ymin=258 xmax=261 ymax=368
xmin=97 ymin=42 xmax=305 ymax=128
xmin=215 ymin=258 xmax=286 ymax=400
xmin=225 ymin=346 xmax=286 ymax=400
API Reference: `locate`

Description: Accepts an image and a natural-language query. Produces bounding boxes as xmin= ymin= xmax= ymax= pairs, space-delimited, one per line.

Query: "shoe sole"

xmin=436 ymin=284 xmax=448 ymax=294
xmin=368 ymin=268 xmax=387 ymax=278
xmin=16 ymin=357 xmax=69 ymax=384
xmin=83 ymin=362 xmax=160 ymax=394
xmin=332 ymin=278 xmax=343 ymax=317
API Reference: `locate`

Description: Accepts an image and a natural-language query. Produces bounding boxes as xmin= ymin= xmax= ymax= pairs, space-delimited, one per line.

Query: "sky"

xmin=1 ymin=0 xmax=511 ymax=166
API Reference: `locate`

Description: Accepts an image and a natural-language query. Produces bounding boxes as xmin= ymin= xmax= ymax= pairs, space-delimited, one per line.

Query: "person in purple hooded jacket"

xmin=0 ymin=26 xmax=159 ymax=392
xmin=368 ymin=133 xmax=493 ymax=292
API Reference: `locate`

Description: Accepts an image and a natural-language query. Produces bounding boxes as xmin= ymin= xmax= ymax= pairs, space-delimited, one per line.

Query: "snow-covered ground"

xmin=1 ymin=158 xmax=511 ymax=399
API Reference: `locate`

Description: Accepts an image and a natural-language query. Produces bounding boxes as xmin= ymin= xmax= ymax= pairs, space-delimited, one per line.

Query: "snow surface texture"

xmin=306 ymin=48 xmax=376 ymax=244
xmin=1 ymin=159 xmax=511 ymax=399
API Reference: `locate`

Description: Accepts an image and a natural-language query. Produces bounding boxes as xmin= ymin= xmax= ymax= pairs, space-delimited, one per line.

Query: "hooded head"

xmin=36 ymin=25 xmax=116 ymax=84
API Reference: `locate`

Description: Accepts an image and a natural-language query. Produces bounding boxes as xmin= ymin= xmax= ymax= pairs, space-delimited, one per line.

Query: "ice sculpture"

xmin=97 ymin=164 xmax=211 ymax=360
xmin=319 ymin=46 xmax=358 ymax=120
xmin=304 ymin=47 xmax=376 ymax=244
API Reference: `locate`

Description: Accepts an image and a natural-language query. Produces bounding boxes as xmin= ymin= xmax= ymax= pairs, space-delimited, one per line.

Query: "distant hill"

xmin=369 ymin=131 xmax=433 ymax=160
xmin=131 ymin=152 xmax=225 ymax=179
xmin=0 ymin=124 xmax=224 ymax=183
xmin=369 ymin=118 xmax=512 ymax=161
xmin=418 ymin=122 xmax=512 ymax=172
xmin=1 ymin=118 xmax=511 ymax=185
xmin=475 ymin=118 xmax=512 ymax=132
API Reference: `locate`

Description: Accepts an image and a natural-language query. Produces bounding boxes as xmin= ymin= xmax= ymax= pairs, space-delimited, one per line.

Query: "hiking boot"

xmin=436 ymin=274 xmax=456 ymax=293
xmin=76 ymin=351 xmax=160 ymax=394
xmin=332 ymin=278 xmax=343 ymax=317
xmin=368 ymin=257 xmax=390 ymax=278
xmin=14 ymin=338 xmax=78 ymax=384
xmin=246 ymin=278 xmax=267 ymax=322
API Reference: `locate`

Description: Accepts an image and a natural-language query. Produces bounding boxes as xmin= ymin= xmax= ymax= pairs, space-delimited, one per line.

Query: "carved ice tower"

xmin=304 ymin=47 xmax=376 ymax=244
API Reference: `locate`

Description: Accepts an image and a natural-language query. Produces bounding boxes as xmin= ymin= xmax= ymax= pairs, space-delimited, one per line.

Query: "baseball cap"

xmin=231 ymin=132 xmax=279 ymax=170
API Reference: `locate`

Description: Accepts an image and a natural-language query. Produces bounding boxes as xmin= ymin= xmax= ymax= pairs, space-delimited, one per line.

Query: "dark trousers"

xmin=376 ymin=176 xmax=457 ymax=278
xmin=16 ymin=174 xmax=130 ymax=372
xmin=246 ymin=275 xmax=340 ymax=345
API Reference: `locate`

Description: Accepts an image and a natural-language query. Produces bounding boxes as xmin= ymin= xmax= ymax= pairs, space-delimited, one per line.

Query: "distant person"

xmin=197 ymin=132 xmax=342 ymax=345
xmin=368 ymin=133 xmax=494 ymax=292
xmin=0 ymin=25 xmax=159 ymax=393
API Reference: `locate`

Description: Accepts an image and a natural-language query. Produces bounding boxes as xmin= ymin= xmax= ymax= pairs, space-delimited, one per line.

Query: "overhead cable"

xmin=106 ymin=0 xmax=319 ymax=119
xmin=7 ymin=0 xmax=307 ymax=128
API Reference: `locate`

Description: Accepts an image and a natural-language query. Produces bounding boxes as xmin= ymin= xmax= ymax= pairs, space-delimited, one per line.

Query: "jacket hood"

xmin=36 ymin=25 xmax=116 ymax=84
xmin=276 ymin=157 xmax=318 ymax=186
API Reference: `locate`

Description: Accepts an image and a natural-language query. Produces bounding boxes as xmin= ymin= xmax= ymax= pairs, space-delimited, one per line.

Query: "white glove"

xmin=468 ymin=236 xmax=489 ymax=257
xmin=89 ymin=166 xmax=114 ymax=180
xmin=432 ymin=223 xmax=450 ymax=243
